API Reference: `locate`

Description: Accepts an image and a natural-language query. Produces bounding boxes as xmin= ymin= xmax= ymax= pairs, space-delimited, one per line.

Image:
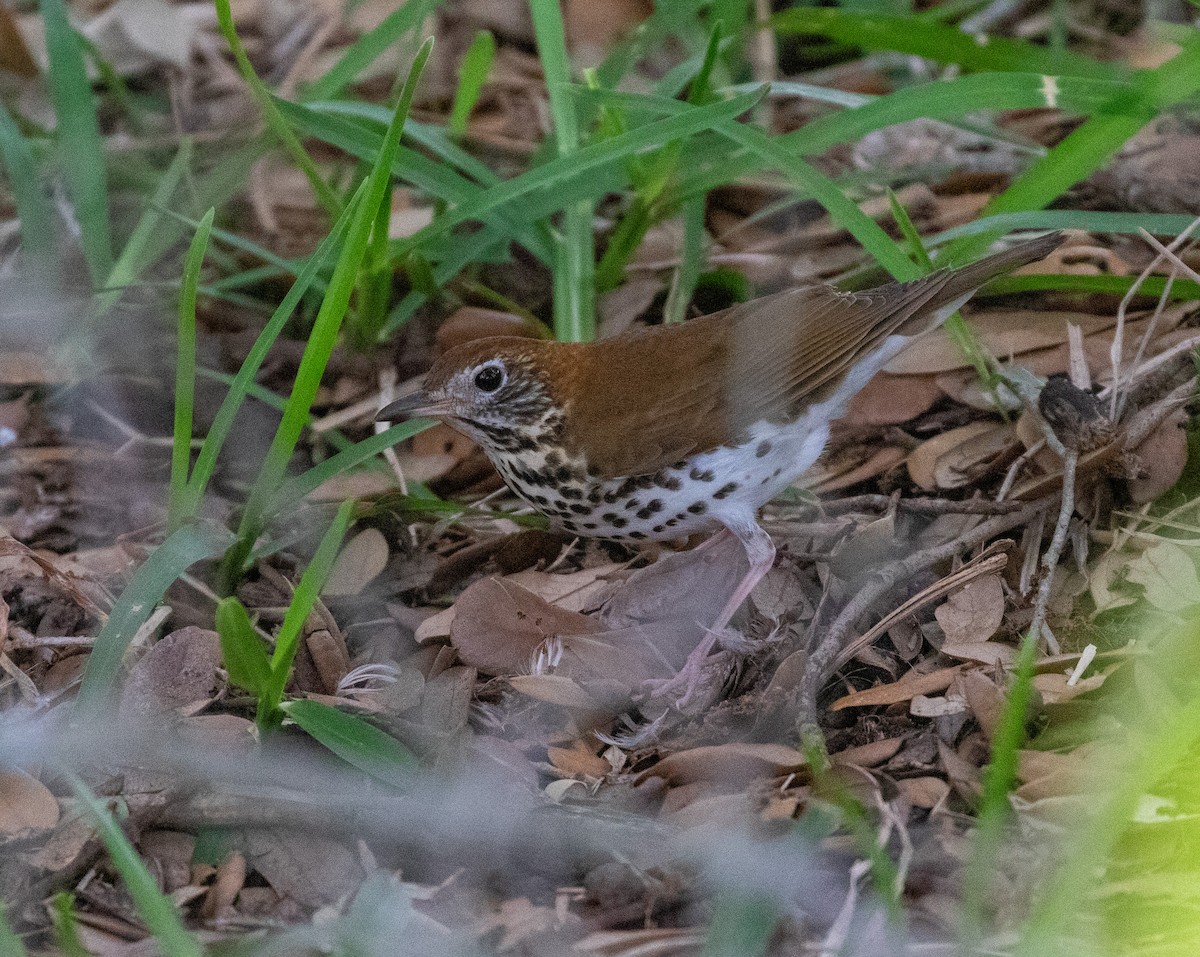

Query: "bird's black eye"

xmin=474 ymin=364 xmax=505 ymax=393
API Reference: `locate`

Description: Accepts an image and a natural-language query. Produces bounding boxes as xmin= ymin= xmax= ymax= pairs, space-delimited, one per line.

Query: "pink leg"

xmin=712 ymin=518 xmax=776 ymax=631
xmin=655 ymin=519 xmax=775 ymax=708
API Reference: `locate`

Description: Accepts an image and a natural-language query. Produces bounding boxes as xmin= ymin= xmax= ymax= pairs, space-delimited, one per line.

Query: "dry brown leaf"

xmin=885 ymin=311 xmax=1121 ymax=375
xmin=323 ymin=528 xmax=389 ymax=596
xmin=939 ymin=641 xmax=1016 ymax=666
xmin=959 ymin=669 xmax=1006 ymax=738
xmin=809 ymin=445 xmax=907 ymax=495
xmin=833 ymin=737 xmax=904 ymax=768
xmin=1127 ymin=409 xmax=1188 ymax=504
xmin=842 ymin=373 xmax=942 ymax=426
xmin=434 ymin=306 xmax=543 ymax=354
xmin=830 ymin=665 xmax=962 ymax=711
xmin=1033 ymin=670 xmax=1109 ymax=704
xmin=547 ymin=745 xmax=610 ymax=779
xmin=637 ymin=742 xmax=807 ymax=786
xmin=937 ymin=738 xmax=982 ymax=802
xmin=934 ymin=574 xmax=1005 ymax=643
xmin=1015 ymin=748 xmax=1091 ymax=801
xmin=508 ymin=673 xmax=600 ymax=709
xmin=202 ymin=851 xmax=247 ymax=919
xmin=450 ymin=577 xmax=601 ymax=675
xmin=906 ymin=421 xmax=1004 ymax=491
xmin=0 ymin=769 xmax=59 ymax=836
xmin=910 ymin=693 xmax=967 ymax=717
xmin=118 ymin=627 xmax=222 ymax=720
xmin=0 ymin=351 xmax=73 ymax=386
xmin=1126 ymin=540 xmax=1200 ymax=612
xmin=895 ymin=776 xmax=950 ymax=810
xmin=245 ymin=830 xmax=365 ymax=909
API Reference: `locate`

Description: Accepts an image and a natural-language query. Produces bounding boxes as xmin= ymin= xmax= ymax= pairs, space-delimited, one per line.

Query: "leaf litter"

xmin=1 ymin=0 xmax=1199 ymax=954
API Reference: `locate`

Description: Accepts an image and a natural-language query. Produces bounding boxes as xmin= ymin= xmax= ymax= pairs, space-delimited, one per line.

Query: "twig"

xmin=815 ymin=495 xmax=1030 ymax=517
xmin=1108 ymin=214 xmax=1200 ymax=420
xmin=1027 ymin=451 xmax=1077 ymax=654
xmin=795 ymin=501 xmax=1046 ymax=731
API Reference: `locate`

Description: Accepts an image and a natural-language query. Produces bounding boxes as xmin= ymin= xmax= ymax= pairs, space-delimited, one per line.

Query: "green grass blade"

xmin=48 ymin=896 xmax=88 ymax=957
xmin=449 ymin=30 xmax=495 ymax=139
xmin=665 ymin=72 xmax=1137 ymax=203
xmin=272 ymin=420 xmax=432 ymax=510
xmin=771 ymin=7 xmax=1121 ymax=79
xmin=0 ymin=903 xmax=27 ymax=957
xmin=959 ymin=627 xmax=1040 ymax=947
xmin=39 ymin=0 xmax=112 ymax=283
xmin=279 ymin=99 xmax=553 ymax=261
xmin=73 ymin=521 xmax=236 ymax=720
xmin=97 ymin=141 xmax=194 ymax=316
xmin=167 ymin=207 xmax=213 ymax=532
xmin=985 ymin=273 xmax=1200 ymax=301
xmin=62 ymin=772 xmax=202 ymax=957
xmin=931 ymin=209 xmax=1200 ymax=244
xmin=529 ymin=0 xmax=594 ymax=340
xmin=258 ymin=499 xmax=355 ymax=725
xmin=663 ymin=194 xmax=706 ymax=324
xmin=225 ymin=39 xmax=433 ymax=588
xmin=0 ymin=104 xmax=54 ymax=258
xmin=701 ymin=894 xmax=779 ymax=957
xmin=302 ymin=0 xmax=438 ymax=102
xmin=213 ymin=0 xmax=341 ymax=218
xmin=887 ymin=188 xmax=934 ymax=271
xmin=184 ymin=190 xmax=359 ymax=517
xmin=280 ymin=699 xmax=414 ymax=788
xmin=709 ymin=116 xmax=916 ymax=279
xmin=390 ymin=86 xmax=764 ymax=258
xmin=215 ymin=596 xmax=272 ymax=695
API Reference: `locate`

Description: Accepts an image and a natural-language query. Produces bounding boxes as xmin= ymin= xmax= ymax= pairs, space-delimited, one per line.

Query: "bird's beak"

xmin=375 ymin=391 xmax=452 ymax=422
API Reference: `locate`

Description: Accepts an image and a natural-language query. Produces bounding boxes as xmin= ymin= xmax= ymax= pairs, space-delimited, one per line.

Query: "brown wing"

xmin=559 ymin=234 xmax=1064 ymax=480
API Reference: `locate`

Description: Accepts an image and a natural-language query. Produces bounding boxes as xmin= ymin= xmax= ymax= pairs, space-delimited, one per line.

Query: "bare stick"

xmin=795 ymin=501 xmax=1046 ymax=730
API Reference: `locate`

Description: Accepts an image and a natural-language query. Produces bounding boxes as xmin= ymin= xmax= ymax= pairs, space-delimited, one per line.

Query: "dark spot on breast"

xmin=713 ymin=482 xmax=738 ymax=499
xmin=637 ymin=475 xmax=657 ymax=489
xmin=555 ymin=465 xmax=574 ymax=483
xmin=561 ymin=487 xmax=582 ymax=500
xmin=602 ymin=512 xmax=619 ymax=522
xmin=652 ymin=524 xmax=665 ymax=533
xmin=665 ymin=518 xmax=679 ymax=527
xmin=689 ymin=467 xmax=715 ymax=482
xmin=611 ymin=516 xmax=629 ymax=528
xmin=674 ymin=512 xmax=689 ymax=522
xmin=658 ymin=474 xmax=682 ymax=491
xmin=755 ymin=440 xmax=772 ymax=458
xmin=545 ymin=450 xmax=562 ymax=468
xmin=635 ymin=499 xmax=664 ymax=520
xmin=569 ymin=503 xmax=590 ymax=515
xmin=616 ymin=477 xmax=639 ymax=497
xmin=515 ymin=433 xmax=538 ymax=452
xmin=626 ymin=498 xmax=640 ymax=510
xmin=603 ymin=490 xmax=620 ymax=504
xmin=628 ymin=530 xmax=647 ymax=539
xmin=772 ymin=468 xmax=782 ymax=478
xmin=687 ymin=502 xmax=707 ymax=514
xmin=583 ymin=522 xmax=598 ymax=530
xmin=562 ymin=520 xmax=578 ymax=531
xmin=533 ymin=494 xmax=549 ymax=505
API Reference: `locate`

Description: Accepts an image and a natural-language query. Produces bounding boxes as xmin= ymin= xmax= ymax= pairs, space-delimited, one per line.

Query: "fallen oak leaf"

xmin=830 ymin=665 xmax=963 ymax=711
xmin=450 ymin=577 xmax=602 ymax=676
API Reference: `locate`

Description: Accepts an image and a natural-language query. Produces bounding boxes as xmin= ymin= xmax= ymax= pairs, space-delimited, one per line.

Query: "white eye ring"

xmin=473 ymin=361 xmax=506 ymax=394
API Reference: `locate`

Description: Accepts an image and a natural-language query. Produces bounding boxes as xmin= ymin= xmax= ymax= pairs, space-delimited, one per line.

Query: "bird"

xmin=379 ymin=233 xmax=1063 ymax=645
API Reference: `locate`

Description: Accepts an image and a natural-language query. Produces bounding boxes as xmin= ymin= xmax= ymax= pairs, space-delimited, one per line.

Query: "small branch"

xmin=795 ymin=501 xmax=1046 ymax=732
xmin=1027 ymin=451 xmax=1077 ymax=654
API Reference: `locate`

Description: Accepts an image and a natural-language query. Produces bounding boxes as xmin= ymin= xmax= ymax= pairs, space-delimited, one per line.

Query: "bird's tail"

xmin=936 ymin=232 xmax=1065 ymax=303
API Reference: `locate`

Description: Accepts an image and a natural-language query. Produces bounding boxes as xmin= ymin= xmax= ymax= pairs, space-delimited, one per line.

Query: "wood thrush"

xmin=380 ymin=233 xmax=1062 ymax=635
